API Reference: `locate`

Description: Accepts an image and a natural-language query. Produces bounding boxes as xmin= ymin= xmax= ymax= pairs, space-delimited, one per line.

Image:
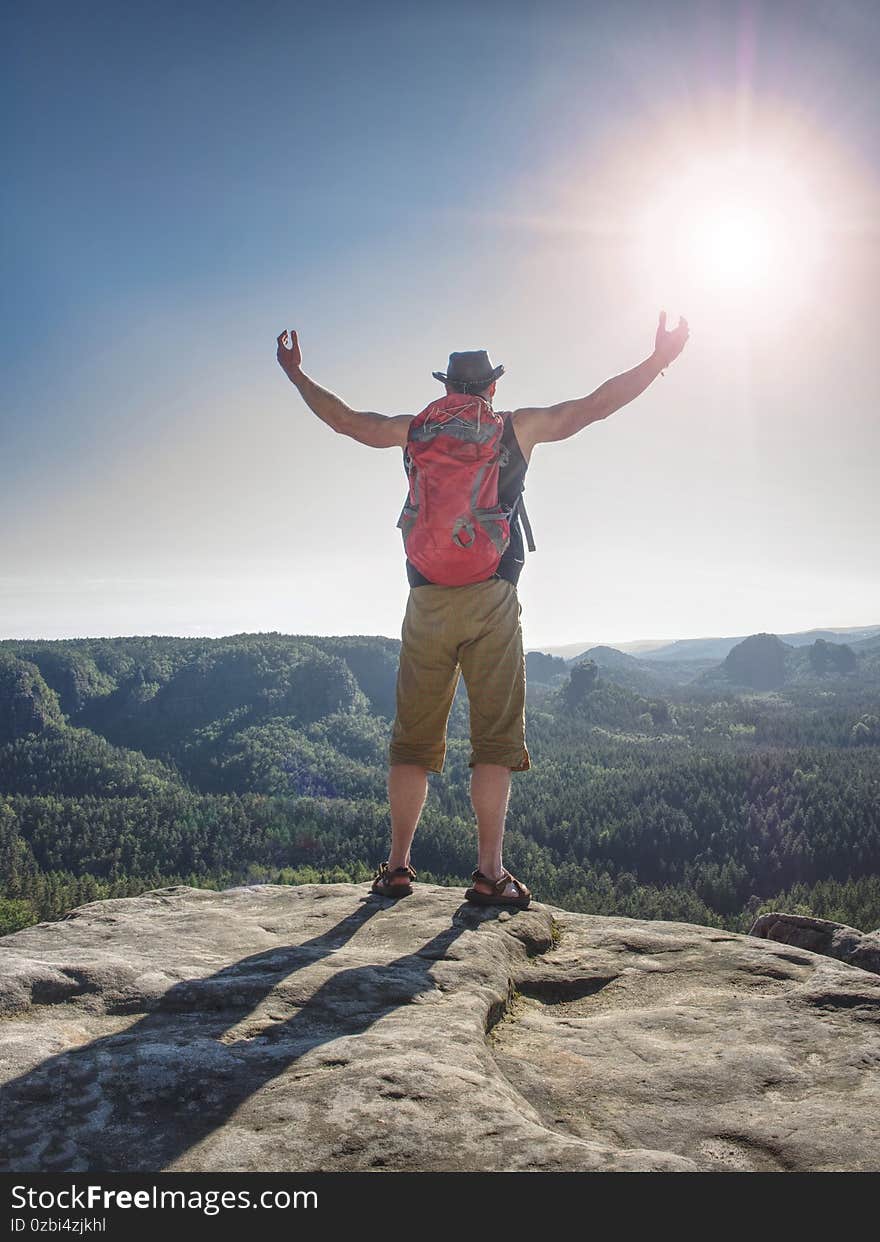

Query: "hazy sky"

xmin=3 ymin=0 xmax=878 ymax=649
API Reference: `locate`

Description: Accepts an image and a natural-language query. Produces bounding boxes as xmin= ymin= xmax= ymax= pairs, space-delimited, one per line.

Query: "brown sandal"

xmin=465 ymin=868 xmax=531 ymax=909
xmin=371 ymin=861 xmax=416 ymax=898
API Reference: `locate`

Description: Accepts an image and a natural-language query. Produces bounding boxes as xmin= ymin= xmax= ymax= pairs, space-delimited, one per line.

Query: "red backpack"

xmin=396 ymin=391 xmax=521 ymax=587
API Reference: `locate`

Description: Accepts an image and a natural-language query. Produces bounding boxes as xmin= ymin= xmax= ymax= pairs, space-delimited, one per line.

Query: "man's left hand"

xmin=654 ymin=310 xmax=689 ymax=368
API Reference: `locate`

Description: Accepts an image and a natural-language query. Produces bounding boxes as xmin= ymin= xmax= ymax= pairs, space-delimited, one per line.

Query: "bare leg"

xmin=470 ymin=762 xmax=519 ymax=897
xmin=386 ymin=762 xmax=429 ymax=871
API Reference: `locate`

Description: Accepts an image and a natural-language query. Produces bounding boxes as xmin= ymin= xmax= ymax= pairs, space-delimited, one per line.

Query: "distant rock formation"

xmin=749 ymin=911 xmax=880 ymax=976
xmin=705 ymin=633 xmax=862 ymax=691
xmin=524 ymin=650 xmax=568 ymax=685
xmin=722 ymin=633 xmax=792 ymax=690
xmin=808 ymin=639 xmax=856 ymax=678
xmin=2 ymin=884 xmax=879 ymax=1172
xmin=570 ymin=646 xmax=668 ymax=696
xmin=0 ymin=653 xmax=64 ymax=745
xmin=563 ymin=659 xmax=599 ymax=706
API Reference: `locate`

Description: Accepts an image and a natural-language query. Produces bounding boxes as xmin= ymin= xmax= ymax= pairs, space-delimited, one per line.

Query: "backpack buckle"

xmin=451 ymin=517 xmax=476 ymax=548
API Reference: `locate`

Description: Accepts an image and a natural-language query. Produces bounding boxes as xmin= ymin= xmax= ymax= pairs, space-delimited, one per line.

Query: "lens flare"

xmin=635 ymin=149 xmax=828 ymax=318
xmin=689 ymin=202 xmax=774 ymax=287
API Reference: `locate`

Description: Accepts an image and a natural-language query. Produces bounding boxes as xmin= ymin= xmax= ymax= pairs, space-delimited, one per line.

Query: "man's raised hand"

xmin=277 ymin=328 xmax=303 ymax=384
xmin=654 ymin=310 xmax=690 ymax=368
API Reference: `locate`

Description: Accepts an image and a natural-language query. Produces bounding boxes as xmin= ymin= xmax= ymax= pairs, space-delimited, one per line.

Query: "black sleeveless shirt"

xmin=404 ymin=410 xmax=530 ymax=589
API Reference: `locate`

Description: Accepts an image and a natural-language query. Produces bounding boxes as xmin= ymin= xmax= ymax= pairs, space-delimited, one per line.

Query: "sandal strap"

xmin=373 ymin=861 xmax=416 ymax=883
xmin=471 ymin=868 xmax=528 ymax=896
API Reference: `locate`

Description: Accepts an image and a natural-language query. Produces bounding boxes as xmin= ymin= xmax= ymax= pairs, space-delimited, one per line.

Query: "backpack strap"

xmin=509 ymin=493 xmax=536 ymax=552
xmin=501 ymin=411 xmax=535 ymax=553
xmin=518 ymin=496 xmax=536 ymax=552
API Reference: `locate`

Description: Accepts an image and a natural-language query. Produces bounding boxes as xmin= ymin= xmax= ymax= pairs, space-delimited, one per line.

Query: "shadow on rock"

xmin=1 ymin=897 xmax=471 ymax=1172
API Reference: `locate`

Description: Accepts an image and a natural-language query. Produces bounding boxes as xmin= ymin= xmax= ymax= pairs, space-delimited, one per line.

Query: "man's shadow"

xmin=0 ymin=896 xmax=477 ymax=1172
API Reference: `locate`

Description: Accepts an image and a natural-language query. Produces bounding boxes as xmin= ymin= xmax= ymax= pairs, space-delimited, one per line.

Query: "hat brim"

xmin=432 ymin=364 xmax=505 ymax=386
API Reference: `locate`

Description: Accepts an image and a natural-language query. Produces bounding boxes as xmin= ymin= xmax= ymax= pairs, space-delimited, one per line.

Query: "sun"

xmin=635 ymin=149 xmax=828 ymax=315
xmin=689 ymin=202 xmax=775 ymax=288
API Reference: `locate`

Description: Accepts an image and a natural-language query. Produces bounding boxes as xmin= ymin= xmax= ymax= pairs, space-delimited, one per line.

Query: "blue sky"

xmin=3 ymin=0 xmax=878 ymax=647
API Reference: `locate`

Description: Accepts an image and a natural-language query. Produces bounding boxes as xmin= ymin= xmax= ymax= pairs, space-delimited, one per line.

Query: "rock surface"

xmin=1 ymin=883 xmax=879 ymax=1173
xmin=749 ymin=911 xmax=880 ymax=976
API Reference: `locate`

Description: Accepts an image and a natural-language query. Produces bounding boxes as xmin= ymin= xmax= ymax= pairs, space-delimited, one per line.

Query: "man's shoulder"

xmin=503 ymin=410 xmax=533 ymax=465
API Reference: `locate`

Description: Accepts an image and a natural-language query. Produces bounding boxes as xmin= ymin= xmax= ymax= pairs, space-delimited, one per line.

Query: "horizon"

xmin=2 ymin=617 xmax=878 ymax=656
xmin=4 ymin=2 xmax=878 ymax=643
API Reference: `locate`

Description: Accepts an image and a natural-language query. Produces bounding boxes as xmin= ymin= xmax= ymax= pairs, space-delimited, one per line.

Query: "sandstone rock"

xmin=0 ymin=884 xmax=877 ymax=1173
xmin=749 ymin=911 xmax=880 ymax=976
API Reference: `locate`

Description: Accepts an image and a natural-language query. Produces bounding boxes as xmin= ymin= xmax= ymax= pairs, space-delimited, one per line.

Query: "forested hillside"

xmin=1 ymin=627 xmax=878 ymax=935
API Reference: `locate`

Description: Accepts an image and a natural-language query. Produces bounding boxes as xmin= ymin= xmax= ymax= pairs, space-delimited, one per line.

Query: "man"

xmin=276 ymin=311 xmax=689 ymax=907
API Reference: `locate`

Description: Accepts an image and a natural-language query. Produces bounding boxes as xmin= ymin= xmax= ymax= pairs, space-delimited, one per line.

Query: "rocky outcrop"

xmin=722 ymin=633 xmax=792 ymax=690
xmin=0 ymin=652 xmax=64 ymax=744
xmin=749 ymin=911 xmax=880 ymax=976
xmin=1 ymin=884 xmax=879 ymax=1173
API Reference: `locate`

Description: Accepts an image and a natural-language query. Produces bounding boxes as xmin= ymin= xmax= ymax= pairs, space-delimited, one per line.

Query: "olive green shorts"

xmin=388 ymin=576 xmax=531 ymax=774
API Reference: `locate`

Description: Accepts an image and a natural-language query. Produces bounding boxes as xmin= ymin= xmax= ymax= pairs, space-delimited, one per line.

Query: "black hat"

xmin=432 ymin=350 xmax=505 ymax=392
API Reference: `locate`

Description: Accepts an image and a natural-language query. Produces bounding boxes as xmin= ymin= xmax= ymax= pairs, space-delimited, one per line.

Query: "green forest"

xmin=1 ymin=625 xmax=879 ymax=937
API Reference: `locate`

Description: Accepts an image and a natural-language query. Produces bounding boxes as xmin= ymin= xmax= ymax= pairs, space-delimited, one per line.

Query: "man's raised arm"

xmin=513 ymin=311 xmax=689 ymax=450
xmin=276 ymin=329 xmax=411 ymax=449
